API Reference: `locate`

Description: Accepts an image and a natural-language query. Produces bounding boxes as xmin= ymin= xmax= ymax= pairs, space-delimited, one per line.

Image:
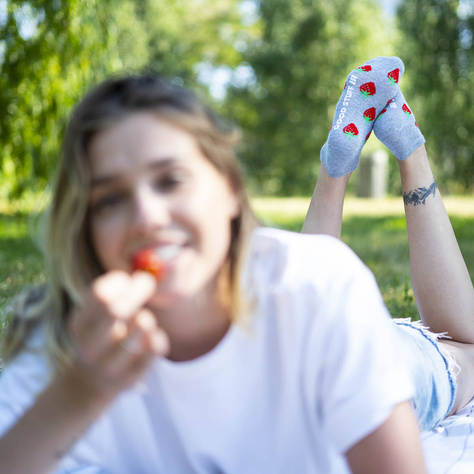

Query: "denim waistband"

xmin=393 ymin=318 xmax=458 ymax=431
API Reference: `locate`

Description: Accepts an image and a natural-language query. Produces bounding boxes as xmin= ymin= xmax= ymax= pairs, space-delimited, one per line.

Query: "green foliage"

xmin=0 ymin=0 xmax=244 ymax=197
xmin=226 ymin=0 xmax=395 ymax=195
xmin=2 ymin=0 xmax=473 ymax=197
xmin=396 ymin=0 xmax=474 ymax=192
xmin=0 ymin=0 xmax=129 ymax=197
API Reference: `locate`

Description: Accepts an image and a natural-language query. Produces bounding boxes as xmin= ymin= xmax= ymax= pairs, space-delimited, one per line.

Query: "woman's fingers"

xmin=66 ymin=271 xmax=168 ymax=396
xmin=94 ymin=270 xmax=157 ymax=320
xmin=85 ymin=309 xmax=169 ymax=394
xmin=113 ymin=308 xmax=170 ymax=359
xmin=69 ymin=271 xmax=157 ymax=359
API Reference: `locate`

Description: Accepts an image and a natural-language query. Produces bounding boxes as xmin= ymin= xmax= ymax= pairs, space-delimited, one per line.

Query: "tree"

xmin=0 ymin=0 xmax=248 ymax=197
xmin=0 ymin=0 xmax=138 ymax=197
xmin=225 ymin=0 xmax=393 ymax=195
xmin=397 ymin=0 xmax=474 ymax=192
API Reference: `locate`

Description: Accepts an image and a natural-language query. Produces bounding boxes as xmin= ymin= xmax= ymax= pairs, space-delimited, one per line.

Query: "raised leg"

xmin=397 ymin=146 xmax=474 ymax=343
xmin=301 ymin=165 xmax=350 ymax=238
xmin=376 ymin=91 xmax=474 ymax=413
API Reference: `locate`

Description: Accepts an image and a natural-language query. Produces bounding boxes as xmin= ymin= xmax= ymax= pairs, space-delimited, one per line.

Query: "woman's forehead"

xmin=87 ymin=113 xmax=205 ymax=177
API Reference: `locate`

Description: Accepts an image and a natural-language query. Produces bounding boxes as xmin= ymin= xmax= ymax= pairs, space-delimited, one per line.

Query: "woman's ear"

xmin=227 ymin=182 xmax=241 ymax=219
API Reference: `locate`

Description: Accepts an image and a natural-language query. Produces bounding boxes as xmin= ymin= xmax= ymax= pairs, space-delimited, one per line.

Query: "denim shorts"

xmin=393 ymin=319 xmax=458 ymax=431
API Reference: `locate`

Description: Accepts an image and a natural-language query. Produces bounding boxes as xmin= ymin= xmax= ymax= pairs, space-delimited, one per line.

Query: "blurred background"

xmin=1 ymin=0 xmax=473 ymax=199
xmin=1 ymin=0 xmax=473 ymax=325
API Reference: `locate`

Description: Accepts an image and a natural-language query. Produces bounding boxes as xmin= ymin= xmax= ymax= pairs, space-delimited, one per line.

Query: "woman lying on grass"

xmin=0 ymin=57 xmax=472 ymax=474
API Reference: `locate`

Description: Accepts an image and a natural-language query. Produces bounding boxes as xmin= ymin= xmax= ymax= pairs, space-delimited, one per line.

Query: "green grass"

xmin=253 ymin=197 xmax=474 ymax=321
xmin=0 ymin=211 xmax=46 ymax=333
xmin=1 ymin=197 xmax=473 ymax=329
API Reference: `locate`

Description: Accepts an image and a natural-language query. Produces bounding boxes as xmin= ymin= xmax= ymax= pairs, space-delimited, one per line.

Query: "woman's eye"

xmin=157 ymin=172 xmax=185 ymax=191
xmin=93 ymin=193 xmax=125 ymax=213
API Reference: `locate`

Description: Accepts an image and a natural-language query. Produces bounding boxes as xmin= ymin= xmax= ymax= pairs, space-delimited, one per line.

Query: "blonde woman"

xmin=0 ymin=64 xmax=469 ymax=473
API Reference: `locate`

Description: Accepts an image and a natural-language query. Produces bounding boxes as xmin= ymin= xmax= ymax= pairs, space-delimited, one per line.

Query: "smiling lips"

xmin=132 ymin=244 xmax=181 ymax=280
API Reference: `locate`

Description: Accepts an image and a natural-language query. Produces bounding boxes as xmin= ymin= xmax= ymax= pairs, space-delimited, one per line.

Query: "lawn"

xmin=253 ymin=196 xmax=474 ymax=321
xmin=1 ymin=196 xmax=473 ymax=330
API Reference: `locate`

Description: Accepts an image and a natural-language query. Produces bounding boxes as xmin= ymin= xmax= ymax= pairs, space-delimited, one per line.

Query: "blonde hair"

xmin=3 ymin=75 xmax=257 ymax=368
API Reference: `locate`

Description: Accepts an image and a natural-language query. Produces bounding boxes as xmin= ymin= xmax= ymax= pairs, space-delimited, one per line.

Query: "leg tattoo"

xmin=403 ymin=179 xmax=437 ymax=206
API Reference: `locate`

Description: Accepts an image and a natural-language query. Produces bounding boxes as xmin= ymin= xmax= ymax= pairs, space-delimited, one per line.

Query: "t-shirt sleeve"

xmin=0 ymin=331 xmax=111 ymax=473
xmin=304 ymin=240 xmax=415 ymax=454
xmin=0 ymin=330 xmax=51 ymax=438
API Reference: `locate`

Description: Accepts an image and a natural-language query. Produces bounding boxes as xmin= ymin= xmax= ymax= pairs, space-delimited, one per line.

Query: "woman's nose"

xmin=132 ymin=186 xmax=171 ymax=233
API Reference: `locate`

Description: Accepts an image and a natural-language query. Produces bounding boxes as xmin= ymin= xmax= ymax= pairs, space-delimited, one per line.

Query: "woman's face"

xmin=87 ymin=112 xmax=240 ymax=306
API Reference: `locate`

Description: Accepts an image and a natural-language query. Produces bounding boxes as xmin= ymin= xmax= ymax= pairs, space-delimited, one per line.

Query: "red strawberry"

xmin=363 ymin=107 xmax=376 ymax=124
xmin=365 ymin=132 xmax=371 ymax=141
xmin=415 ymin=121 xmax=418 ymax=127
xmin=343 ymin=123 xmax=359 ymax=140
xmin=132 ymin=249 xmax=166 ymax=280
xmin=357 ymin=65 xmax=372 ymax=72
xmin=360 ymin=82 xmax=376 ymax=99
xmin=377 ymin=108 xmax=387 ymax=120
xmin=402 ymin=103 xmax=412 ymax=116
xmin=387 ymin=69 xmax=400 ymax=85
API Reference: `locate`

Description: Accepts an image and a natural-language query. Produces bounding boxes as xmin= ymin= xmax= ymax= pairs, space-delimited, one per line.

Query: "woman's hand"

xmin=67 ymin=270 xmax=170 ymax=399
xmin=0 ymin=271 xmax=169 ymax=474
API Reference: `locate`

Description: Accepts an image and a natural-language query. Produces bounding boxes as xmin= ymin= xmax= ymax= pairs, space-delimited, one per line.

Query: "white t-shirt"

xmin=0 ymin=228 xmax=414 ymax=473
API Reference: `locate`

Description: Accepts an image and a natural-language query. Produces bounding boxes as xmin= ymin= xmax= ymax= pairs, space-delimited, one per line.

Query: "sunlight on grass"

xmin=251 ymin=195 xmax=474 ymax=320
xmin=252 ymin=195 xmax=474 ymax=221
xmin=1 ymin=195 xmax=473 ymax=328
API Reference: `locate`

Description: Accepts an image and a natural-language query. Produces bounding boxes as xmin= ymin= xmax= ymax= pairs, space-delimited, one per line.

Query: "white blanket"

xmin=423 ymin=397 xmax=474 ymax=473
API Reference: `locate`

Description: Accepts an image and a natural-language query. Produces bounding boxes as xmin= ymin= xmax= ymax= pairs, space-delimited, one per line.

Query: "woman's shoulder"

xmin=248 ymin=227 xmax=367 ymax=280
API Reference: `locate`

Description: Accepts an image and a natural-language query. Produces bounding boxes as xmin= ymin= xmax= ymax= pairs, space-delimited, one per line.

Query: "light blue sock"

xmin=374 ymin=89 xmax=425 ymax=160
xmin=320 ymin=56 xmax=405 ymax=177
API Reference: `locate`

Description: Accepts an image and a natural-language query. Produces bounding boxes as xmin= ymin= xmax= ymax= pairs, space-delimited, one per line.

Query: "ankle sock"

xmin=374 ymin=89 xmax=425 ymax=160
xmin=320 ymin=56 xmax=405 ymax=177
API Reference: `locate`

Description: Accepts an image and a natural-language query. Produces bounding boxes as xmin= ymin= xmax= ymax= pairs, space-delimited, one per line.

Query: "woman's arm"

xmin=0 ymin=372 xmax=114 ymax=473
xmin=346 ymin=401 xmax=427 ymax=474
xmin=0 ymin=271 xmax=169 ymax=474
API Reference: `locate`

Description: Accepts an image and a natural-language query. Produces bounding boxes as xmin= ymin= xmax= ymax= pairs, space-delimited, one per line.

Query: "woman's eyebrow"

xmin=90 ymin=158 xmax=177 ymax=189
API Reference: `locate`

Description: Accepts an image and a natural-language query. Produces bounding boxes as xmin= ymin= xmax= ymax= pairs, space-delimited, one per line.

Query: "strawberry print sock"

xmin=320 ymin=56 xmax=405 ymax=177
xmin=374 ymin=89 xmax=425 ymax=161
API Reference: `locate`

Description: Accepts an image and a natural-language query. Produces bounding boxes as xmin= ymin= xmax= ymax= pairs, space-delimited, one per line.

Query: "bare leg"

xmin=303 ymin=148 xmax=474 ymax=414
xmin=399 ymin=145 xmax=474 ymax=413
xmin=398 ymin=145 xmax=474 ymax=343
xmin=301 ymin=165 xmax=350 ymax=238
xmin=439 ymin=340 xmax=474 ymax=415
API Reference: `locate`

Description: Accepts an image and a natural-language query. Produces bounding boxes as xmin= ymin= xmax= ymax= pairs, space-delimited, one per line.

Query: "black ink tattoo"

xmin=403 ymin=179 xmax=437 ymax=206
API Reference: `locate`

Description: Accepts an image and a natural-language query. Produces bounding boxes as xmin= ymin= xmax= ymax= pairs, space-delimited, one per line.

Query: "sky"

xmin=380 ymin=0 xmax=402 ymax=17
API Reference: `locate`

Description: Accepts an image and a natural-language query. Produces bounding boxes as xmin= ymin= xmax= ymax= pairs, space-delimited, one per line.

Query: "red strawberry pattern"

xmin=402 ymin=103 xmax=412 ymax=116
xmin=357 ymin=65 xmax=372 ymax=72
xmin=387 ymin=69 xmax=400 ymax=85
xmin=363 ymin=107 xmax=376 ymax=124
xmin=360 ymin=82 xmax=376 ymax=99
xmin=377 ymin=108 xmax=387 ymax=120
xmin=343 ymin=123 xmax=359 ymax=140
xmin=365 ymin=131 xmax=371 ymax=142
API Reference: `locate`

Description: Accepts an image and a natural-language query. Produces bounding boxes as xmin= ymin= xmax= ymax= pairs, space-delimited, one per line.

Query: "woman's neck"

xmin=148 ymin=283 xmax=232 ymax=362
